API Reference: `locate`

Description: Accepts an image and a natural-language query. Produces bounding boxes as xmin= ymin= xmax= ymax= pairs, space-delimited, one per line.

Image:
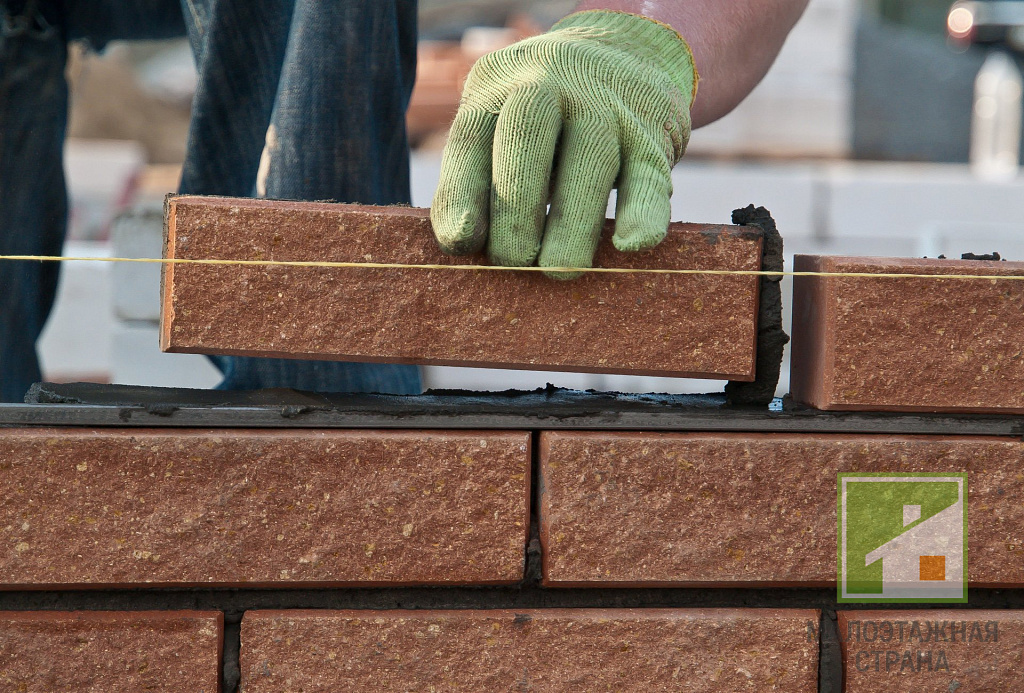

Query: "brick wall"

xmin=1 ymin=415 xmax=1021 ymax=691
xmin=8 ymin=240 xmax=1024 ymax=689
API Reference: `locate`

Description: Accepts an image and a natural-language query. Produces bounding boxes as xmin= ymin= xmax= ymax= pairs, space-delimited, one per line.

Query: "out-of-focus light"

xmin=948 ymin=6 xmax=975 ymax=39
xmin=975 ymin=94 xmax=998 ymax=119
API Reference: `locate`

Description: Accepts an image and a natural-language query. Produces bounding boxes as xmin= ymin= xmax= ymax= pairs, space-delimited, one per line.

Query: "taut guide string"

xmin=1 ymin=254 xmax=1023 ymax=281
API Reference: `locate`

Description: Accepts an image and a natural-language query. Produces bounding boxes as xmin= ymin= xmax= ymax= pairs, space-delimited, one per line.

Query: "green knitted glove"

xmin=431 ymin=10 xmax=698 ymax=278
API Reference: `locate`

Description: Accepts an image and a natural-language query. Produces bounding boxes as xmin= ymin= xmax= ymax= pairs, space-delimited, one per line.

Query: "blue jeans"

xmin=0 ymin=0 xmax=421 ymax=400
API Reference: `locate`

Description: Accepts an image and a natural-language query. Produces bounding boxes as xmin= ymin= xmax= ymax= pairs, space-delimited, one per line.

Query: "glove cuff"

xmin=551 ymin=10 xmax=699 ymax=105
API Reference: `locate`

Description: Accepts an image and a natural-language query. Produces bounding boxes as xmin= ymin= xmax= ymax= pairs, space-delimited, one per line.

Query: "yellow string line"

xmin=2 ymin=254 xmax=1024 ymax=281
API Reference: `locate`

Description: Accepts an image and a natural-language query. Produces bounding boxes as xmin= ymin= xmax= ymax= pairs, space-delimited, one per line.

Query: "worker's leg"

xmin=261 ymin=0 xmax=418 ymax=209
xmin=0 ymin=1 xmax=67 ymax=402
xmin=179 ymin=0 xmax=421 ymax=394
xmin=177 ymin=0 xmax=293 ymax=199
xmin=0 ymin=0 xmax=184 ymax=402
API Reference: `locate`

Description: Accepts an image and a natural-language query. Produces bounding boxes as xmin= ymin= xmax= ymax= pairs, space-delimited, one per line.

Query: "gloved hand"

xmin=431 ymin=10 xmax=698 ymax=278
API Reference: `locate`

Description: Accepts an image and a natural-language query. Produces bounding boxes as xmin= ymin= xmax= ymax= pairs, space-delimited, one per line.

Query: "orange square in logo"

xmin=919 ymin=555 xmax=946 ymax=581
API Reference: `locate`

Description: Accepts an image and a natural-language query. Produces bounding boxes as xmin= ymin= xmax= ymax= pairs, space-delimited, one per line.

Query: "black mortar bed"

xmin=2 ymin=382 xmax=1023 ymax=436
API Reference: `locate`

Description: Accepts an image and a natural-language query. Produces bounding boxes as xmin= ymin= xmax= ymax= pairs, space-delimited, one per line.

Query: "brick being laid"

xmin=240 ymin=608 xmax=820 ymax=691
xmin=790 ymin=254 xmax=1024 ymax=413
xmin=538 ymin=432 xmax=1024 ymax=587
xmin=0 ymin=428 xmax=530 ymax=588
xmin=0 ymin=610 xmax=222 ymax=692
xmin=839 ymin=610 xmax=1024 ymax=691
xmin=161 ymin=196 xmax=763 ymax=380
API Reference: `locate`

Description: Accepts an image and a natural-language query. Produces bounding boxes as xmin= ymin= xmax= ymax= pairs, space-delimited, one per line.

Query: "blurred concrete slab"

xmin=915 ymin=221 xmax=1024 ymax=261
xmin=37 ymin=242 xmax=114 ymax=382
xmin=668 ymin=163 xmax=819 ymax=236
xmin=826 ymin=162 xmax=1024 ymax=240
xmin=111 ymin=207 xmax=164 ymax=321
xmin=111 ymin=322 xmax=222 ymax=389
xmin=687 ymin=0 xmax=857 ymax=158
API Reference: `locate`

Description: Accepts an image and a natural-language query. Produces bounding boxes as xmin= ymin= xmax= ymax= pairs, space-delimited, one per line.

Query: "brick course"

xmin=0 ymin=429 xmax=529 ymax=587
xmin=839 ymin=610 xmax=1024 ymax=691
xmin=538 ymin=432 xmax=1024 ymax=587
xmin=240 ymin=608 xmax=820 ymax=691
xmin=161 ymin=196 xmax=763 ymax=379
xmin=791 ymin=254 xmax=1024 ymax=413
xmin=0 ymin=610 xmax=221 ymax=692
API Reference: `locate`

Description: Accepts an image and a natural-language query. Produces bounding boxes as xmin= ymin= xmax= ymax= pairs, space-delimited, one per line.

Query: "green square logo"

xmin=838 ymin=473 xmax=967 ymax=603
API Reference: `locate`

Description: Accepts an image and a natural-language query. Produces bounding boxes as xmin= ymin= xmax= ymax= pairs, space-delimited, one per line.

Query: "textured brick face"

xmin=791 ymin=255 xmax=1024 ymax=413
xmin=161 ymin=196 xmax=763 ymax=380
xmin=240 ymin=608 xmax=819 ymax=692
xmin=0 ymin=611 xmax=221 ymax=692
xmin=539 ymin=432 xmax=1024 ymax=587
xmin=0 ymin=429 xmax=530 ymax=587
xmin=839 ymin=610 xmax=1024 ymax=691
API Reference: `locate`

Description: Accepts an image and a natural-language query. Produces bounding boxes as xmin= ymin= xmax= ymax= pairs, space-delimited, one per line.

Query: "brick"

xmin=791 ymin=254 xmax=1024 ymax=413
xmin=0 ymin=429 xmax=529 ymax=587
xmin=538 ymin=432 xmax=1024 ymax=587
xmin=839 ymin=610 xmax=1024 ymax=691
xmin=0 ymin=610 xmax=221 ymax=692
xmin=240 ymin=608 xmax=819 ymax=691
xmin=161 ymin=196 xmax=763 ymax=380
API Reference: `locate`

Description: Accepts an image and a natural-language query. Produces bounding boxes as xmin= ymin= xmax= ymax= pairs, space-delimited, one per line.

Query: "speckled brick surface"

xmin=161 ymin=196 xmax=763 ymax=380
xmin=0 ymin=428 xmax=530 ymax=587
xmin=791 ymin=255 xmax=1024 ymax=413
xmin=539 ymin=432 xmax=1024 ymax=587
xmin=0 ymin=611 xmax=221 ymax=692
xmin=840 ymin=610 xmax=1024 ymax=691
xmin=240 ymin=608 xmax=819 ymax=691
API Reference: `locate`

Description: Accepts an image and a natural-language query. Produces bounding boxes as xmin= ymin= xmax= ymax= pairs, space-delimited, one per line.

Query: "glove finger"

xmin=612 ymin=138 xmax=673 ymax=252
xmin=487 ymin=84 xmax=562 ymax=267
xmin=537 ymin=119 xmax=620 ymax=280
xmin=431 ymin=105 xmax=498 ymax=255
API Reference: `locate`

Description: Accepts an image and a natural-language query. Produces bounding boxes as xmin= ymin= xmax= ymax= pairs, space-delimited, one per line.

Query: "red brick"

xmin=0 ymin=610 xmax=221 ymax=692
xmin=240 ymin=608 xmax=819 ymax=691
xmin=791 ymin=254 xmax=1024 ymax=413
xmin=839 ymin=610 xmax=1024 ymax=691
xmin=0 ymin=429 xmax=529 ymax=587
xmin=538 ymin=432 xmax=1024 ymax=587
xmin=161 ymin=196 xmax=763 ymax=380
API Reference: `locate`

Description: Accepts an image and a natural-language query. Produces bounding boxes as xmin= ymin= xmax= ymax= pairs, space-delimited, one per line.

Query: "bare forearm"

xmin=573 ymin=0 xmax=810 ymax=127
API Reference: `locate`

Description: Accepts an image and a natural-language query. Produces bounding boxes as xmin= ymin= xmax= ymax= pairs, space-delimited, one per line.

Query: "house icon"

xmin=863 ymin=499 xmax=964 ymax=600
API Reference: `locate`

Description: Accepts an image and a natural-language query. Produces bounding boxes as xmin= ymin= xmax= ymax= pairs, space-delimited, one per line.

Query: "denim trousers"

xmin=0 ymin=0 xmax=422 ymax=401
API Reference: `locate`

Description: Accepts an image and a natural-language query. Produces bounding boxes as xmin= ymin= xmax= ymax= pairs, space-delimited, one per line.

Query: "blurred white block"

xmin=687 ymin=0 xmax=857 ymax=158
xmin=111 ymin=321 xmax=222 ymax=389
xmin=410 ymin=152 xmax=444 ymax=208
xmin=767 ymin=0 xmax=857 ymax=78
xmin=668 ymin=162 xmax=819 ymax=235
xmin=784 ymin=234 xmax=922 ymax=259
xmin=64 ymin=139 xmax=145 ymax=241
xmin=915 ymin=221 xmax=1024 ymax=261
xmin=111 ymin=207 xmax=164 ymax=321
xmin=689 ymin=88 xmax=852 ymax=159
xmin=826 ymin=163 xmax=1024 ymax=238
xmin=37 ymin=242 xmax=114 ymax=380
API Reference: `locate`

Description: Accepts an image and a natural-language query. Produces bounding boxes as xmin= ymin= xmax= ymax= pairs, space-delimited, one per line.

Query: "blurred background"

xmin=41 ymin=0 xmax=1024 ymax=396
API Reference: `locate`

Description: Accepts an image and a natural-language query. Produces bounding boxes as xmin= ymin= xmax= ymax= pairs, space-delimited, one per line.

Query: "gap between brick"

xmin=522 ymin=429 xmax=544 ymax=587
